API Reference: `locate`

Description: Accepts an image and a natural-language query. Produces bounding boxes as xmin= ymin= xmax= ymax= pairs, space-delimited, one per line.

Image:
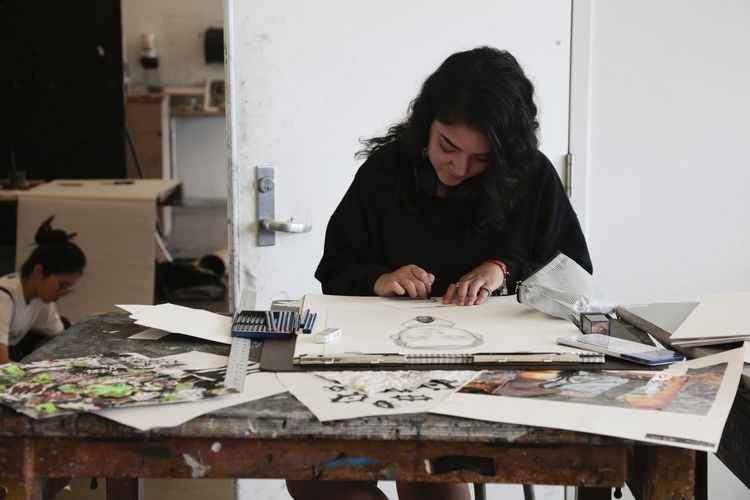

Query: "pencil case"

xmin=231 ymin=309 xmax=300 ymax=339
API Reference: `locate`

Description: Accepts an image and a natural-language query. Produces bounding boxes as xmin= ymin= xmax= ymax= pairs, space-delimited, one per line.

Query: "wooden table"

xmin=0 ymin=314 xmax=712 ymax=500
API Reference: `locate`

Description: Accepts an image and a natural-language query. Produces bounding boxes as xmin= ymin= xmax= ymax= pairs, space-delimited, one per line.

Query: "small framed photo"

xmin=204 ymin=79 xmax=226 ymax=112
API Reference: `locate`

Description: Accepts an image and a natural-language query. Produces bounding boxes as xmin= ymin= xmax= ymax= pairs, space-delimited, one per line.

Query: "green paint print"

xmin=4 ymin=365 xmax=25 ymax=377
xmin=35 ymin=402 xmax=59 ymax=414
xmin=32 ymin=373 xmax=53 ymax=384
xmin=0 ymin=353 xmax=235 ymax=419
xmin=88 ymin=384 xmax=135 ymax=398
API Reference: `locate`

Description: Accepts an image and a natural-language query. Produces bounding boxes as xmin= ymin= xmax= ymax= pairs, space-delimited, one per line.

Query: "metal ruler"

xmin=223 ymin=290 xmax=258 ymax=392
xmin=224 ymin=336 xmax=253 ymax=391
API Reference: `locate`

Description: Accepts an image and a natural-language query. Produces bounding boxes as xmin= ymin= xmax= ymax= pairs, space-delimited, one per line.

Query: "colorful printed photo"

xmin=0 ymin=353 xmax=235 ymax=419
xmin=461 ymin=364 xmax=726 ymax=415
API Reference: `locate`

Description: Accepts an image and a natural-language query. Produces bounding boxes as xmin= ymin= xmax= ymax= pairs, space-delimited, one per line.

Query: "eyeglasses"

xmin=58 ymin=280 xmax=75 ymax=295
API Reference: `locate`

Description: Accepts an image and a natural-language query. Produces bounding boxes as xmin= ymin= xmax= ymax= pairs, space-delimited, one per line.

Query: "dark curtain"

xmin=0 ymin=0 xmax=125 ymax=181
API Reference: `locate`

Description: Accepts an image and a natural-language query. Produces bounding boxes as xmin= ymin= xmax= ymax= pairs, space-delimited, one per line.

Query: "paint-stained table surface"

xmin=0 ymin=313 xmax=733 ymax=499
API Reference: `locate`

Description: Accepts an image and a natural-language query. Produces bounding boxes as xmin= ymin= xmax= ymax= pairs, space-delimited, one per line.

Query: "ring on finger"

xmin=454 ymin=282 xmax=460 ymax=288
xmin=480 ymin=286 xmax=493 ymax=295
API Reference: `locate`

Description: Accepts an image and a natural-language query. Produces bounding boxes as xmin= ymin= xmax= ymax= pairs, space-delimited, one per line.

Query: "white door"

xmin=227 ymin=0 xmax=575 ymax=308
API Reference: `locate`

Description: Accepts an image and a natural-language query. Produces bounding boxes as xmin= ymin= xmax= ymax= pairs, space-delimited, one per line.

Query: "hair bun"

xmin=34 ymin=216 xmax=73 ymax=246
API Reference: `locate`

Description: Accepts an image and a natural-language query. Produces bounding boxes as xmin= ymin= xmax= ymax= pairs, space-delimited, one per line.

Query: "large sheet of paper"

xmin=431 ymin=347 xmax=745 ymax=452
xmin=278 ymin=370 xmax=478 ymax=422
xmin=671 ymin=291 xmax=750 ymax=341
xmin=118 ymin=303 xmax=232 ymax=345
xmin=98 ymin=372 xmax=285 ymax=431
xmin=295 ymin=294 xmax=585 ymax=358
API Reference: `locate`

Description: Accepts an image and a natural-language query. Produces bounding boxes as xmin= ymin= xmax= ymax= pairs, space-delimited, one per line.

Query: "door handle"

xmin=256 ymin=165 xmax=312 ymax=246
xmin=260 ymin=219 xmax=312 ymax=233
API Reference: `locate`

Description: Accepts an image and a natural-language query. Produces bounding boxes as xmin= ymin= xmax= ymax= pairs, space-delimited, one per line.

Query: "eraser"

xmin=313 ymin=327 xmax=341 ymax=344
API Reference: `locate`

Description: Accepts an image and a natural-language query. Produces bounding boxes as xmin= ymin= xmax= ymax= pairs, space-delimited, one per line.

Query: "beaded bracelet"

xmin=482 ymin=259 xmax=510 ymax=295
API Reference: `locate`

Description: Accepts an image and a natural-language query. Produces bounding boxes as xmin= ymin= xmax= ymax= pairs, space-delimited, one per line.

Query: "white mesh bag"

xmin=516 ymin=252 xmax=615 ymax=326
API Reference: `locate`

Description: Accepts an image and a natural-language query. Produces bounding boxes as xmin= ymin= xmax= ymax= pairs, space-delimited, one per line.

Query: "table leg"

xmin=694 ymin=451 xmax=707 ymax=500
xmin=106 ymin=478 xmax=143 ymax=500
xmin=640 ymin=447 xmax=695 ymax=500
xmin=577 ymin=487 xmax=612 ymax=500
xmin=0 ymin=438 xmax=43 ymax=500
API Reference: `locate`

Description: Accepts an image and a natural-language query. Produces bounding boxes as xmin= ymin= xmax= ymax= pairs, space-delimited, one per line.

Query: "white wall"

xmin=585 ymin=0 xmax=750 ymax=305
xmin=173 ymin=115 xmax=229 ymax=201
xmin=121 ymin=0 xmax=224 ymax=87
xmin=585 ymin=1 xmax=750 ymax=498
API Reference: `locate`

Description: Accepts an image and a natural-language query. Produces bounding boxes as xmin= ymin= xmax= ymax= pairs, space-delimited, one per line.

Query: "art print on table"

xmin=433 ymin=348 xmax=745 ymax=452
xmin=0 ymin=353 xmax=235 ymax=419
xmin=277 ymin=370 xmax=478 ymax=421
xmin=462 ymin=364 xmax=725 ymax=415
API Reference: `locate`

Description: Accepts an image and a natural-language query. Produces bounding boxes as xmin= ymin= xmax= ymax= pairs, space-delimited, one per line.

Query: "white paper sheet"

xmin=97 ymin=372 xmax=285 ymax=431
xmin=295 ymin=294 xmax=586 ymax=358
xmin=121 ymin=303 xmax=232 ymax=344
xmin=128 ymin=328 xmax=171 ymax=340
xmin=116 ymin=304 xmax=152 ymax=315
xmin=431 ymin=347 xmax=745 ymax=452
xmin=278 ymin=370 xmax=478 ymax=422
xmin=155 ymin=351 xmax=228 ymax=371
xmin=671 ymin=291 xmax=750 ymax=341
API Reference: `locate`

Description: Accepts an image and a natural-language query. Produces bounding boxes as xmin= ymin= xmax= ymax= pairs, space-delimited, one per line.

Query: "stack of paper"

xmin=669 ymin=292 xmax=750 ymax=347
xmin=117 ymin=303 xmax=233 ymax=344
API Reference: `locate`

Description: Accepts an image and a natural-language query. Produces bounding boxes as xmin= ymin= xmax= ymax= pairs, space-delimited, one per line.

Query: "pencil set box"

xmin=231 ymin=310 xmax=300 ymax=339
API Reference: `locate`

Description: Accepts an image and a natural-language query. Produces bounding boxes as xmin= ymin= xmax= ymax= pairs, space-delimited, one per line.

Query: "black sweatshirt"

xmin=315 ymin=141 xmax=592 ymax=297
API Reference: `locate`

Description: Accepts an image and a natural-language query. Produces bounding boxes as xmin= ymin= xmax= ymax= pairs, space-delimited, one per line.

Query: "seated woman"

xmin=288 ymin=47 xmax=591 ymax=500
xmin=0 ymin=216 xmax=87 ymax=364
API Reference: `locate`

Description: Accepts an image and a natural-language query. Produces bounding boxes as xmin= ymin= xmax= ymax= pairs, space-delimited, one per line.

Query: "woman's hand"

xmin=442 ymin=261 xmax=505 ymax=306
xmin=374 ymin=265 xmax=435 ymax=298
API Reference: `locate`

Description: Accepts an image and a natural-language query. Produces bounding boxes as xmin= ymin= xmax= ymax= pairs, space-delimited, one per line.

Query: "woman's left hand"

xmin=442 ymin=261 xmax=505 ymax=306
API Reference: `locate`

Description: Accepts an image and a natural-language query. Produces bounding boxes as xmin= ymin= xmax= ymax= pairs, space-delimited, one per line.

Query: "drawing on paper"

xmin=461 ymin=364 xmax=726 ymax=415
xmin=0 ymin=353 xmax=235 ymax=419
xmin=279 ymin=370 xmax=479 ymax=421
xmin=384 ymin=297 xmax=453 ymax=310
xmin=324 ymin=378 xmax=458 ymax=409
xmin=390 ymin=316 xmax=484 ymax=350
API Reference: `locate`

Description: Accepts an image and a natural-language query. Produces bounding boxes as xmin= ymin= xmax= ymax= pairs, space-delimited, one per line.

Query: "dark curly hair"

xmin=20 ymin=216 xmax=86 ymax=277
xmin=359 ymin=46 xmax=539 ymax=235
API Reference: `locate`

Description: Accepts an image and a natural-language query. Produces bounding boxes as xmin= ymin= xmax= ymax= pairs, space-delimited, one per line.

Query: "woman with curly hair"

xmin=292 ymin=47 xmax=592 ymax=500
xmin=316 ymin=46 xmax=591 ymax=307
xmin=0 ymin=216 xmax=86 ymax=364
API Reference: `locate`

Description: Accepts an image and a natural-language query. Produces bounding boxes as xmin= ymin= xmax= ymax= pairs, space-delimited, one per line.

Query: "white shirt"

xmin=0 ymin=273 xmax=63 ymax=346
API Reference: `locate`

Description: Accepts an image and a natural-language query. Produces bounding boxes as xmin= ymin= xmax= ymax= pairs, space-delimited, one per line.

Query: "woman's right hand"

xmin=374 ymin=265 xmax=435 ymax=298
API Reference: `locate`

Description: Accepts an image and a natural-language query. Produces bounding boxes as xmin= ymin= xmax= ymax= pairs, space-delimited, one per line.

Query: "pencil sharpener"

xmin=580 ymin=313 xmax=611 ymax=335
